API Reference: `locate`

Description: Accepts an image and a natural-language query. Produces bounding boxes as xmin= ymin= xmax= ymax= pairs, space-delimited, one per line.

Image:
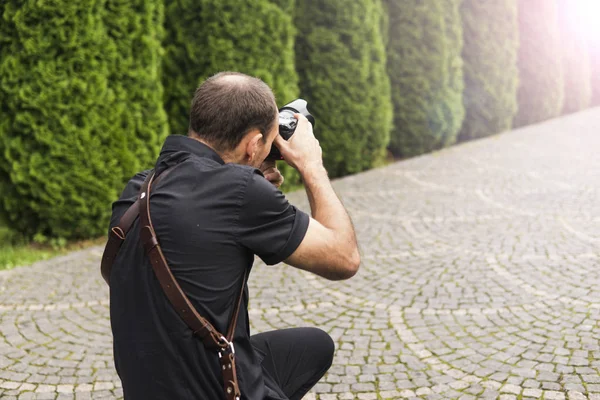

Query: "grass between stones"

xmin=0 ymin=223 xmax=105 ymax=271
xmin=0 ymin=243 xmax=63 ymax=271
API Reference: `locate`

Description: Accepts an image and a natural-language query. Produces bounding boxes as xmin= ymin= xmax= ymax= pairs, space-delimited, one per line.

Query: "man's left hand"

xmin=260 ymin=160 xmax=284 ymax=188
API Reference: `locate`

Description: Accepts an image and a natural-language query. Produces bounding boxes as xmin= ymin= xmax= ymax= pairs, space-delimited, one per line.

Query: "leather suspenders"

xmin=101 ymin=169 xmax=245 ymax=400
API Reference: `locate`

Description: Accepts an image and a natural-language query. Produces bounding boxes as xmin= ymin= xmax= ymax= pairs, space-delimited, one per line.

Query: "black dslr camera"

xmin=267 ymin=99 xmax=315 ymax=160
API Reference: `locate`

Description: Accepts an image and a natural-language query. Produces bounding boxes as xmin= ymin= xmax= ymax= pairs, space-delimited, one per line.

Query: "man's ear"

xmin=245 ymin=130 xmax=263 ymax=162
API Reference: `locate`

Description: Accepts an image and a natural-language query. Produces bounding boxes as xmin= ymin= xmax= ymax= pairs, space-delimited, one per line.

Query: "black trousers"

xmin=250 ymin=328 xmax=334 ymax=400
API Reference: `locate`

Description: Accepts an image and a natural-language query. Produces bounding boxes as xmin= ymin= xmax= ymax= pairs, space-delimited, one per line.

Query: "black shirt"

xmin=109 ymin=135 xmax=310 ymax=399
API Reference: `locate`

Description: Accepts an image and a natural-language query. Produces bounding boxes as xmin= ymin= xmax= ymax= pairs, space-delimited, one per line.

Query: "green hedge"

xmin=0 ymin=0 xmax=168 ymax=239
xmin=514 ymin=0 xmax=564 ymax=127
xmin=162 ymin=0 xmax=300 ymax=188
xmin=459 ymin=0 xmax=519 ymax=141
xmin=385 ymin=0 xmax=464 ymax=157
xmin=103 ymin=0 xmax=169 ymax=165
xmin=558 ymin=0 xmax=592 ymax=114
xmin=442 ymin=0 xmax=466 ymax=146
xmin=295 ymin=0 xmax=392 ymax=177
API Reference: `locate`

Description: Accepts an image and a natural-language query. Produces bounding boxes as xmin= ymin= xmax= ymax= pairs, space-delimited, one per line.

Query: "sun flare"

xmin=570 ymin=0 xmax=600 ymax=43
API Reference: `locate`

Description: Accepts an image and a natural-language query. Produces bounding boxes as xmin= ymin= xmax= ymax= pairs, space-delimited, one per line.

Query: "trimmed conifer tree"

xmin=295 ymin=0 xmax=392 ymax=177
xmin=385 ymin=0 xmax=464 ymax=157
xmin=459 ymin=0 xmax=519 ymax=141
xmin=514 ymin=0 xmax=564 ymax=127
xmin=441 ymin=0 xmax=466 ymax=147
xmin=103 ymin=0 xmax=169 ymax=165
xmin=0 ymin=0 xmax=168 ymax=239
xmin=162 ymin=0 xmax=299 ymax=136
xmin=162 ymin=0 xmax=300 ymax=188
xmin=557 ymin=0 xmax=592 ymax=114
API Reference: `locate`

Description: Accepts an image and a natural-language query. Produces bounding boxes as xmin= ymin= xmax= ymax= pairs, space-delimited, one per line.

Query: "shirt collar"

xmin=158 ymin=135 xmax=225 ymax=166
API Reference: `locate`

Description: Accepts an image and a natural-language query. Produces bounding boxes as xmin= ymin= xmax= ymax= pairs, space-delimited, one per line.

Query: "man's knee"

xmin=307 ymin=328 xmax=335 ymax=371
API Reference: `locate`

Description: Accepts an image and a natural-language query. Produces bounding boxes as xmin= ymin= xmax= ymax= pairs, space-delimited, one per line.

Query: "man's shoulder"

xmin=185 ymin=157 xmax=257 ymax=177
xmin=129 ymin=169 xmax=152 ymax=185
xmin=120 ymin=169 xmax=152 ymax=200
xmin=188 ymin=161 xmax=286 ymax=211
xmin=205 ymin=160 xmax=261 ymax=178
xmin=187 ymin=159 xmax=267 ymax=191
xmin=108 ymin=169 xmax=153 ymax=229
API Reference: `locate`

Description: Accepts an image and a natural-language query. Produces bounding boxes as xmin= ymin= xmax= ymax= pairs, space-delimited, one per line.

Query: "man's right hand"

xmin=273 ymin=114 xmax=323 ymax=174
xmin=275 ymin=114 xmax=360 ymax=281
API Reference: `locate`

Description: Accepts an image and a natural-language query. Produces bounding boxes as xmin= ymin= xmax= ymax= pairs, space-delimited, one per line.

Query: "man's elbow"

xmin=335 ymin=248 xmax=360 ymax=280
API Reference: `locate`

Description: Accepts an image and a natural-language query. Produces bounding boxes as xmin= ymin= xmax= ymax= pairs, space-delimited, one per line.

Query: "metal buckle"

xmin=217 ymin=336 xmax=235 ymax=357
xmin=217 ymin=336 xmax=239 ymax=400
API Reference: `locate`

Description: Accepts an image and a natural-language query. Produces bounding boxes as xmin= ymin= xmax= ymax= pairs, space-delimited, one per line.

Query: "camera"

xmin=267 ymin=99 xmax=315 ymax=160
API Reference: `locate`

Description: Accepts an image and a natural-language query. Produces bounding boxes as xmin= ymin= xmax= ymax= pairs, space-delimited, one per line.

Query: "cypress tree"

xmin=162 ymin=0 xmax=299 ymax=136
xmin=162 ymin=0 xmax=300 ymax=188
xmin=103 ymin=0 xmax=169 ymax=166
xmin=459 ymin=0 xmax=519 ymax=141
xmin=441 ymin=0 xmax=466 ymax=147
xmin=514 ymin=0 xmax=564 ymax=127
xmin=558 ymin=0 xmax=592 ymax=114
xmin=0 ymin=0 xmax=168 ymax=239
xmin=385 ymin=0 xmax=464 ymax=157
xmin=295 ymin=0 xmax=392 ymax=177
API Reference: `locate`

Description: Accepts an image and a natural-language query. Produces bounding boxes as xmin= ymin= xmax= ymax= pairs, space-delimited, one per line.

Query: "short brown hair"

xmin=188 ymin=72 xmax=277 ymax=151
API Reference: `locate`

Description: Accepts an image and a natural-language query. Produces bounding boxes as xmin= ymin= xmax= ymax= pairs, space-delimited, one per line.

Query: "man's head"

xmin=188 ymin=72 xmax=279 ymax=168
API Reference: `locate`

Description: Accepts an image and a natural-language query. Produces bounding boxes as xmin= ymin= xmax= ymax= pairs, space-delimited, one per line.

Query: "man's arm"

xmin=273 ymin=116 xmax=360 ymax=280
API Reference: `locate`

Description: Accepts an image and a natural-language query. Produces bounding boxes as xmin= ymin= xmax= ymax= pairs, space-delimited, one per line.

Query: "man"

xmin=108 ymin=72 xmax=360 ymax=399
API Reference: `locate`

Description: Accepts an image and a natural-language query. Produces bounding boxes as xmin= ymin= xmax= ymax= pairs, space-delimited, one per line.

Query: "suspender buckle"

xmin=218 ymin=336 xmax=235 ymax=356
xmin=218 ymin=336 xmax=240 ymax=400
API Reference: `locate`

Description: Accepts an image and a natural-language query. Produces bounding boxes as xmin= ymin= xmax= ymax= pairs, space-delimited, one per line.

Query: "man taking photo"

xmin=105 ymin=71 xmax=360 ymax=399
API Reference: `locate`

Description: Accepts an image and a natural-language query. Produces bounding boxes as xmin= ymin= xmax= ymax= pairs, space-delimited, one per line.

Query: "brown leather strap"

xmin=100 ymin=201 xmax=140 ymax=284
xmin=138 ymin=173 xmax=226 ymax=349
xmin=100 ymin=168 xmax=174 ymax=284
xmin=219 ymin=348 xmax=241 ymax=400
xmin=226 ymin=270 xmax=247 ymax=341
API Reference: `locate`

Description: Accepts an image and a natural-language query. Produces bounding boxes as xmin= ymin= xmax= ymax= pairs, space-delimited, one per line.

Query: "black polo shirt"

xmin=108 ymin=135 xmax=310 ymax=399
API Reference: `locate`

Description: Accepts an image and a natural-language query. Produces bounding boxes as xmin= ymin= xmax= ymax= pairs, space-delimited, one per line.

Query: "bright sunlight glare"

xmin=570 ymin=0 xmax=600 ymax=44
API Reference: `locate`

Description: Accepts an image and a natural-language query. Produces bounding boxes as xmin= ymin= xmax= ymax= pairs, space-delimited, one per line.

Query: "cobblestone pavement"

xmin=2 ymin=109 xmax=600 ymax=399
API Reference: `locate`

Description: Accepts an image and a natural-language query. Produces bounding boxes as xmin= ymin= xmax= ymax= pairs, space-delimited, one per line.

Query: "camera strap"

xmin=101 ymin=169 xmax=245 ymax=400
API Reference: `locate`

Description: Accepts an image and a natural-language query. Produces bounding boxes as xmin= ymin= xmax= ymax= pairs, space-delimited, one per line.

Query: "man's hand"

xmin=260 ymin=160 xmax=284 ymax=188
xmin=277 ymin=115 xmax=360 ymax=281
xmin=273 ymin=114 xmax=323 ymax=175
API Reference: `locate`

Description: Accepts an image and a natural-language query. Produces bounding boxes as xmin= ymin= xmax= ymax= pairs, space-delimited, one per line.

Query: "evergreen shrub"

xmin=459 ymin=0 xmax=519 ymax=141
xmin=295 ymin=0 xmax=393 ymax=178
xmin=0 ymin=0 xmax=168 ymax=239
xmin=385 ymin=0 xmax=465 ymax=157
xmin=162 ymin=0 xmax=300 ymax=188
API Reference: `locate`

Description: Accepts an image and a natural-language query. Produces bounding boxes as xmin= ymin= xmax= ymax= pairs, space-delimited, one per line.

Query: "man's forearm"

xmin=301 ymin=166 xmax=357 ymax=244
